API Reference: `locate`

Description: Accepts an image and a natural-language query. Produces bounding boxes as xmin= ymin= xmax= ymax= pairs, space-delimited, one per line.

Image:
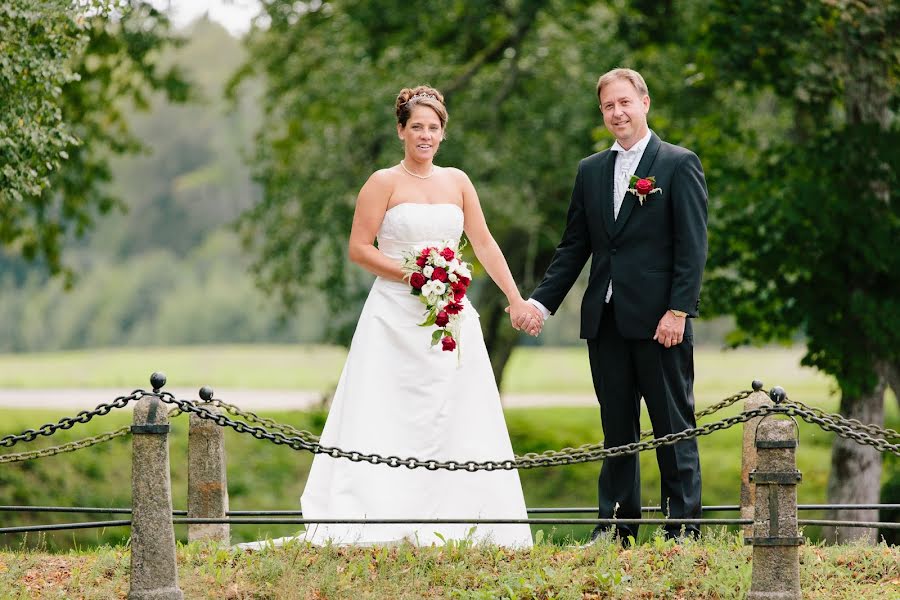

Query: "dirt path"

xmin=0 ymin=388 xmax=598 ymax=411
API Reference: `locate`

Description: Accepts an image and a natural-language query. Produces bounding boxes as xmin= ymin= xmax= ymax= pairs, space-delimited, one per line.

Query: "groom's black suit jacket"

xmin=532 ymin=132 xmax=708 ymax=339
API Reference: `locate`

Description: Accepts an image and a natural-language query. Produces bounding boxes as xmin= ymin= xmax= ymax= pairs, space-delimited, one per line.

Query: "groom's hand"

xmin=653 ymin=311 xmax=685 ymax=348
xmin=505 ymin=302 xmax=544 ymax=336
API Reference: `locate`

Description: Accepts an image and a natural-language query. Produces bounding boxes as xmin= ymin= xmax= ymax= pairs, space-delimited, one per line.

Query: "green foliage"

xmin=1 ymin=1 xmax=84 ymax=237
xmin=0 ymin=234 xmax=327 ymax=352
xmin=700 ymin=0 xmax=900 ymax=397
xmin=0 ymin=1 xmax=188 ymax=278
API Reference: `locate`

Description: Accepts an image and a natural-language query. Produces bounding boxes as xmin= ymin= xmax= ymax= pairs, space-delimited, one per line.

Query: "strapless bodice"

xmin=376 ymin=203 xmax=464 ymax=260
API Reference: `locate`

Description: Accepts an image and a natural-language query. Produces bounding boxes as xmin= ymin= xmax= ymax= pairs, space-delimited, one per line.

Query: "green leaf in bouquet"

xmin=419 ymin=310 xmax=437 ymax=327
xmin=431 ymin=329 xmax=444 ymax=346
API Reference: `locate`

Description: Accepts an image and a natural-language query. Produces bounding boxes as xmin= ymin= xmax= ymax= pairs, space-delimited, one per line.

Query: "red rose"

xmin=420 ymin=247 xmax=433 ymax=258
xmin=635 ymin=178 xmax=654 ymax=195
xmin=445 ymin=301 xmax=464 ymax=314
xmin=415 ymin=256 xmax=427 ymax=267
xmin=432 ymin=267 xmax=449 ymax=282
xmin=440 ymin=248 xmax=455 ymax=261
xmin=441 ymin=336 xmax=456 ymax=352
xmin=458 ymin=275 xmax=471 ymax=287
xmin=409 ymin=272 xmax=426 ymax=289
xmin=435 ymin=311 xmax=449 ymax=327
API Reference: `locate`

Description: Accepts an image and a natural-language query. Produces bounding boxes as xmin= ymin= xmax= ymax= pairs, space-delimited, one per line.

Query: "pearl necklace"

xmin=400 ymin=160 xmax=434 ymax=179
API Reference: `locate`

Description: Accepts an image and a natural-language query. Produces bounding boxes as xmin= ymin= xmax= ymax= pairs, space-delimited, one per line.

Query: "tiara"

xmin=406 ymin=92 xmax=438 ymax=104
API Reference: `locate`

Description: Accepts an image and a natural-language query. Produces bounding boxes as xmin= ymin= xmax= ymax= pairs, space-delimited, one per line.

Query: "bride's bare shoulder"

xmin=442 ymin=166 xmax=470 ymax=181
xmin=369 ymin=166 xmax=402 ymax=184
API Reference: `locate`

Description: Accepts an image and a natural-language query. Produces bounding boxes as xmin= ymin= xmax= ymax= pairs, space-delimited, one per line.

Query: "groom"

xmin=515 ymin=68 xmax=708 ymax=542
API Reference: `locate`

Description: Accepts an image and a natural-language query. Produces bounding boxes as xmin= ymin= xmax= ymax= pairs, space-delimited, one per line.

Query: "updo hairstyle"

xmin=395 ymin=85 xmax=448 ymax=129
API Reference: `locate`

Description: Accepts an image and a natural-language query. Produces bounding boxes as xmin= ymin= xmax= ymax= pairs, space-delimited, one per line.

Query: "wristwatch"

xmin=669 ymin=309 xmax=688 ymax=318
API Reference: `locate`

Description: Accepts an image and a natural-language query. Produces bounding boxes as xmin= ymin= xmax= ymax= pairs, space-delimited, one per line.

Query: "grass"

xmin=0 ymin=344 xmax=838 ymax=405
xmin=0 ymin=533 xmax=897 ymax=599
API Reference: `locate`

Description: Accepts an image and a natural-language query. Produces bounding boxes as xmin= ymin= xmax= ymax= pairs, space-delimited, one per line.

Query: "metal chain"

xmin=156 ymin=392 xmax=783 ymax=470
xmin=788 ymin=398 xmax=899 ymax=440
xmin=0 ymin=406 xmax=182 ymax=464
xmin=0 ymin=426 xmax=131 ymax=463
xmin=783 ymin=404 xmax=900 ymax=454
xmin=0 ymin=391 xmax=145 ymax=449
xmin=640 ymin=389 xmax=752 ymax=439
xmin=209 ymin=399 xmax=321 ymax=443
xmin=3 ymin=387 xmax=896 ymax=472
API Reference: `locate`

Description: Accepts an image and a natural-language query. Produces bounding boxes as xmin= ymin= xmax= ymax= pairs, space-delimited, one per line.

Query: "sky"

xmin=149 ymin=0 xmax=261 ymax=36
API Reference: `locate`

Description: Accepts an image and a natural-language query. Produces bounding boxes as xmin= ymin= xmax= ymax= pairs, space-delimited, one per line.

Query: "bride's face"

xmin=398 ymin=106 xmax=443 ymax=163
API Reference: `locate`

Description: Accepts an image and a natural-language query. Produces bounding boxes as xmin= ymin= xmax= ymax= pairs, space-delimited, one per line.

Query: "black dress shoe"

xmin=663 ymin=527 xmax=700 ymax=543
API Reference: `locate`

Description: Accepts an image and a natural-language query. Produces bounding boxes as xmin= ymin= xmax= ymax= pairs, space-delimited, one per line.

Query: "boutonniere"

xmin=628 ymin=176 xmax=662 ymax=205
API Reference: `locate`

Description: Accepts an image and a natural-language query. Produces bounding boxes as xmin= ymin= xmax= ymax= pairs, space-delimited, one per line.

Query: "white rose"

xmin=455 ymin=263 xmax=472 ymax=279
xmin=448 ymin=273 xmax=458 ymax=283
xmin=448 ymin=259 xmax=461 ymax=272
xmin=431 ymin=281 xmax=446 ymax=296
xmin=422 ymin=265 xmax=434 ymax=278
xmin=433 ymin=255 xmax=448 ymax=268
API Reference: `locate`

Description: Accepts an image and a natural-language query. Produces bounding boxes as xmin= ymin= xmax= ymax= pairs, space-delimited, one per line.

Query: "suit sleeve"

xmin=531 ymin=162 xmax=592 ymax=314
xmin=669 ymin=151 xmax=708 ymax=317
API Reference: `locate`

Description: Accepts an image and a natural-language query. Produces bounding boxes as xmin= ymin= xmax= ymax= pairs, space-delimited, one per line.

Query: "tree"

xmin=0 ymin=0 xmax=188 ymax=279
xmin=234 ymin=0 xmax=709 ymax=381
xmin=701 ymin=0 xmax=900 ymax=542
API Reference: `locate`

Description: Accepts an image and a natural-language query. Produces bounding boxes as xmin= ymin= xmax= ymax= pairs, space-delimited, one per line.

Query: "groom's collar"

xmin=610 ymin=129 xmax=652 ymax=155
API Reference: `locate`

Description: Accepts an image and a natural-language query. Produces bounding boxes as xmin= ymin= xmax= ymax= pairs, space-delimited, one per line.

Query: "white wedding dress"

xmin=299 ymin=203 xmax=532 ymax=547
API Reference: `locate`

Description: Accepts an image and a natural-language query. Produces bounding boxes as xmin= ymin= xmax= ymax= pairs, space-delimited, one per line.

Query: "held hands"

xmin=505 ymin=300 xmax=544 ymax=337
xmin=653 ymin=310 xmax=686 ymax=348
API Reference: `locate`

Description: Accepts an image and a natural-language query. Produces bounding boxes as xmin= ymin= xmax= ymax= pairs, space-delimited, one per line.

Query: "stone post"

xmin=748 ymin=402 xmax=802 ymax=600
xmin=741 ymin=380 xmax=774 ymax=541
xmin=129 ymin=372 xmax=183 ymax=600
xmin=188 ymin=386 xmax=230 ymax=544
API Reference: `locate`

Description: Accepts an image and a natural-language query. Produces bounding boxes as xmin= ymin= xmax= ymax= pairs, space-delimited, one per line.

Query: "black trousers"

xmin=587 ymin=300 xmax=701 ymax=540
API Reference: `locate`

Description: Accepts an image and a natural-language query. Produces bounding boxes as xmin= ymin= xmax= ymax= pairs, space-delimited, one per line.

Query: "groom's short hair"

xmin=596 ymin=68 xmax=649 ymax=101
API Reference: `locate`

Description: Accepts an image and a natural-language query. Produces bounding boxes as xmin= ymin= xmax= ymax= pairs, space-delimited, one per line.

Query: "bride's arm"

xmin=455 ymin=169 xmax=529 ymax=310
xmin=347 ymin=170 xmax=405 ymax=282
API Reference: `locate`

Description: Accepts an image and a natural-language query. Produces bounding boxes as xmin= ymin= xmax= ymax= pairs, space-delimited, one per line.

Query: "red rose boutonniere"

xmin=628 ymin=175 xmax=661 ymax=206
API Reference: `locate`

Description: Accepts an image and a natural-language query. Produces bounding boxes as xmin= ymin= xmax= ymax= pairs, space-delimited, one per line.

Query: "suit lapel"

xmin=613 ymin=132 xmax=661 ymax=238
xmin=599 ymin=151 xmax=617 ymax=238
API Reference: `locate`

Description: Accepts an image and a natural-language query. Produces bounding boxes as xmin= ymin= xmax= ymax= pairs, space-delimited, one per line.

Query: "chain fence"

xmin=151 ymin=391 xmax=900 ymax=471
xmin=1 ymin=387 xmax=898 ymax=470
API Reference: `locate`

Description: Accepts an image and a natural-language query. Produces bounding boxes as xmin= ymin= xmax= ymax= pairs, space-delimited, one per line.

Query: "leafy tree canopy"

xmin=0 ymin=0 xmax=189 ymax=279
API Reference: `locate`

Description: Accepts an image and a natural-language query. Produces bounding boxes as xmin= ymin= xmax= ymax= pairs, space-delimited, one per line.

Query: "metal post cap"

xmin=199 ymin=386 xmax=214 ymax=402
xmin=752 ymin=380 xmax=764 ymax=392
xmin=150 ymin=372 xmax=167 ymax=391
xmin=769 ymin=386 xmax=786 ymax=404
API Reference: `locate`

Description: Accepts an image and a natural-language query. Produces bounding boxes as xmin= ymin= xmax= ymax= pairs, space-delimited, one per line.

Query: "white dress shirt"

xmin=528 ymin=130 xmax=652 ymax=320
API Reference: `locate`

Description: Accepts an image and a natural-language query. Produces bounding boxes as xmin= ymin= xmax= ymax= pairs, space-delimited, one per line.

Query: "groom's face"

xmin=599 ymin=78 xmax=650 ymax=150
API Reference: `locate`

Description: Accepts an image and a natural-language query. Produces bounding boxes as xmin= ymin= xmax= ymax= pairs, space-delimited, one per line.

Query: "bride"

xmin=297 ymin=85 xmax=540 ymax=548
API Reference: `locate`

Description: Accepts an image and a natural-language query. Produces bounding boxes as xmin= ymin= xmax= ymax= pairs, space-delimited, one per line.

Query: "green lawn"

xmin=0 ymin=344 xmax=840 ymax=407
xmin=2 ymin=536 xmax=897 ymax=599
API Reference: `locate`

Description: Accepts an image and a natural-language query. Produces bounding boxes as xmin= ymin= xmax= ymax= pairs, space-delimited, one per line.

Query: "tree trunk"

xmin=822 ymin=365 xmax=888 ymax=544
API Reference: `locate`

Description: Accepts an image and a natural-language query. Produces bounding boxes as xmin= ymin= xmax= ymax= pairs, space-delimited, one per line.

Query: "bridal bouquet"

xmin=401 ymin=242 xmax=473 ymax=352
